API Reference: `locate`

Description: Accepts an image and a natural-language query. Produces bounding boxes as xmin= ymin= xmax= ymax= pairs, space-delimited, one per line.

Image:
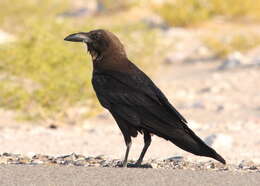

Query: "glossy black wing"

xmin=92 ymin=68 xmax=187 ymax=129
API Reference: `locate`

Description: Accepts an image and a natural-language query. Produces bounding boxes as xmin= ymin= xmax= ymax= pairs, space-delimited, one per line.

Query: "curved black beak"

xmin=64 ymin=32 xmax=92 ymax=43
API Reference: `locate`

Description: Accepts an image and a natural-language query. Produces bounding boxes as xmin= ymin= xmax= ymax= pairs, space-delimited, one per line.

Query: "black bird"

xmin=64 ymin=29 xmax=226 ymax=167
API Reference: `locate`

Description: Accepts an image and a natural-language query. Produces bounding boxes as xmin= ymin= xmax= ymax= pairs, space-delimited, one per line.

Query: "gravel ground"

xmin=0 ymin=152 xmax=259 ymax=172
xmin=1 ymin=123 xmax=259 ymax=173
xmin=0 ymin=123 xmax=259 ymax=165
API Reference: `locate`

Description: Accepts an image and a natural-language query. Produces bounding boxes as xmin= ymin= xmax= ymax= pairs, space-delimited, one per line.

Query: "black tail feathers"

xmin=211 ymin=151 xmax=226 ymax=164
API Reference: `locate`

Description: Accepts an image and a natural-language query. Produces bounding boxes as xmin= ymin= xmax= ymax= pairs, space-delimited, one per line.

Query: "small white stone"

xmin=26 ymin=152 xmax=36 ymax=158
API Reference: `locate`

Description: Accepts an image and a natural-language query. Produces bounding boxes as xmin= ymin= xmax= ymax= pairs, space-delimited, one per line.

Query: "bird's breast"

xmin=92 ymin=74 xmax=107 ymax=88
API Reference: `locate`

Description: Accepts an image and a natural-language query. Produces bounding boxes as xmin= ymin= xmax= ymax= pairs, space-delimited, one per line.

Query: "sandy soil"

xmin=0 ymin=165 xmax=259 ymax=186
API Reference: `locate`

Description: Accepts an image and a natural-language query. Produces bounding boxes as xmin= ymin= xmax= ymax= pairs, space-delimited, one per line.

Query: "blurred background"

xmin=0 ymin=0 xmax=259 ymax=164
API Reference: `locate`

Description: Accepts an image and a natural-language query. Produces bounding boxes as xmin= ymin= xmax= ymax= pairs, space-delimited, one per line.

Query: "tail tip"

xmin=219 ymin=158 xmax=226 ymax=165
xmin=214 ymin=153 xmax=226 ymax=164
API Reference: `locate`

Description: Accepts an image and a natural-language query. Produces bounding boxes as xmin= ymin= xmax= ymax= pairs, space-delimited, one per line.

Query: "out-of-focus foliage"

xmin=0 ymin=0 xmax=159 ymax=121
xmin=209 ymin=0 xmax=260 ymax=19
xmin=154 ymin=0 xmax=211 ymax=27
xmin=0 ymin=0 xmax=96 ymax=120
xmin=0 ymin=0 xmax=68 ymax=31
xmin=2 ymin=0 xmax=259 ymax=122
xmin=155 ymin=0 xmax=260 ymax=27
xmin=204 ymin=34 xmax=260 ymax=58
xmin=96 ymin=0 xmax=137 ymax=12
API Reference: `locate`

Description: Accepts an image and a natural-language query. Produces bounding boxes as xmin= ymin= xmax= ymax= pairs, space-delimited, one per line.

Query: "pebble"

xmin=238 ymin=160 xmax=257 ymax=170
xmin=166 ymin=156 xmax=184 ymax=161
xmin=142 ymin=15 xmax=168 ymax=30
xmin=0 ymin=153 xmax=259 ymax=172
xmin=31 ymin=159 xmax=44 ymax=164
xmin=218 ymin=51 xmax=260 ymax=70
xmin=218 ymin=52 xmax=246 ymax=70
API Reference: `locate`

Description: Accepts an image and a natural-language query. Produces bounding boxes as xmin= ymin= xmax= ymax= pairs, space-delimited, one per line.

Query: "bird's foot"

xmin=126 ymin=162 xmax=152 ymax=168
xmin=118 ymin=160 xmax=152 ymax=168
xmin=135 ymin=160 xmax=142 ymax=166
xmin=122 ymin=160 xmax=128 ymax=168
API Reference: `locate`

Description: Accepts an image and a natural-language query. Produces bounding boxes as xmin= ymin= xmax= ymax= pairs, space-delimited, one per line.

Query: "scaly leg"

xmin=122 ymin=139 xmax=132 ymax=167
xmin=135 ymin=131 xmax=151 ymax=165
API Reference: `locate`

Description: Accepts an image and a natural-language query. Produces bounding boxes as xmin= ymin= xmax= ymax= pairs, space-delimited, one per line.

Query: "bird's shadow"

xmin=117 ymin=163 xmax=152 ymax=168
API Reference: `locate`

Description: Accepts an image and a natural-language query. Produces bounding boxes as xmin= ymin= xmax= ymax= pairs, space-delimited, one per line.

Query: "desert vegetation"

xmin=1 ymin=0 xmax=260 ymax=122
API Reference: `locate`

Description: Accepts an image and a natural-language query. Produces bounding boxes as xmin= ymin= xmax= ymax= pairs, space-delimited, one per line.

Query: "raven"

xmin=64 ymin=29 xmax=226 ymax=167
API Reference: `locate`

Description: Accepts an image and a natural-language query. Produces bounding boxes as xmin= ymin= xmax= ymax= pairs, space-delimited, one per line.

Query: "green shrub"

xmin=210 ymin=0 xmax=260 ymax=19
xmin=0 ymin=0 xmax=97 ymax=120
xmin=155 ymin=0 xmax=211 ymax=27
xmin=203 ymin=34 xmax=260 ymax=58
xmin=96 ymin=0 xmax=137 ymax=12
xmin=0 ymin=0 xmax=160 ymax=121
xmin=0 ymin=21 xmax=97 ymax=120
xmin=155 ymin=0 xmax=260 ymax=27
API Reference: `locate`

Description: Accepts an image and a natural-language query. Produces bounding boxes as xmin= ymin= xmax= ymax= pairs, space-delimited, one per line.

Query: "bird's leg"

xmin=135 ymin=131 xmax=151 ymax=166
xmin=122 ymin=139 xmax=132 ymax=167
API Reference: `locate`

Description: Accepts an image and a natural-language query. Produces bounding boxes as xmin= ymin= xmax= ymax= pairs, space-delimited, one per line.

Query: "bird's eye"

xmin=93 ymin=34 xmax=100 ymax=40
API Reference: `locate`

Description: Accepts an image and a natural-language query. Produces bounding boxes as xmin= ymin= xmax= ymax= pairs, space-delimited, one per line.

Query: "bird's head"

xmin=64 ymin=29 xmax=126 ymax=62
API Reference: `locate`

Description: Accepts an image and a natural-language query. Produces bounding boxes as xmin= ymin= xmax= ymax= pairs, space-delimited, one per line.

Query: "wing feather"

xmin=92 ymin=69 xmax=187 ymax=129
